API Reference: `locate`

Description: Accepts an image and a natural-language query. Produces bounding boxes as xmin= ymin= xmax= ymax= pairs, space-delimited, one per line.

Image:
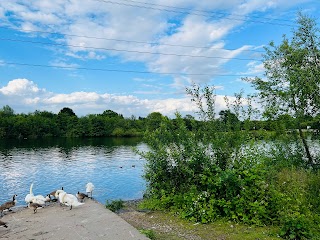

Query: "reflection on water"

xmin=0 ymin=137 xmax=147 ymax=206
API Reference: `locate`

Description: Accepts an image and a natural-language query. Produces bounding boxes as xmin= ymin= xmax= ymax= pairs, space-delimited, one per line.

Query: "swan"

xmin=85 ymin=182 xmax=95 ymax=199
xmin=55 ymin=189 xmax=65 ymax=199
xmin=25 ymin=183 xmax=34 ymax=204
xmin=31 ymin=195 xmax=47 ymax=205
xmin=24 ymin=183 xmax=49 ymax=205
xmin=58 ymin=191 xmax=84 ymax=210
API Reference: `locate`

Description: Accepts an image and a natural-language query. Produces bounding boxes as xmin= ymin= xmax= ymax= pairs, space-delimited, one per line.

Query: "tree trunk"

xmin=298 ymin=127 xmax=314 ymax=168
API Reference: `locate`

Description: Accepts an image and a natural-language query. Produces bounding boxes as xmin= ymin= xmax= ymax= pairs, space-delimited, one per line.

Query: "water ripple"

xmin=0 ymin=142 xmax=148 ymax=206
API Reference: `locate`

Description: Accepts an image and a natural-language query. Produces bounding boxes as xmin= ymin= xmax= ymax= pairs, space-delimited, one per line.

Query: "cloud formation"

xmin=0 ymin=0 xmax=314 ymax=117
xmin=0 ymin=79 xmax=232 ymax=117
xmin=0 ymin=0 xmax=305 ymax=86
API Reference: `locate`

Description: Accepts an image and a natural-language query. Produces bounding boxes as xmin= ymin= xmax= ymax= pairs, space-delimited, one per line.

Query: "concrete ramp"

xmin=0 ymin=199 xmax=149 ymax=239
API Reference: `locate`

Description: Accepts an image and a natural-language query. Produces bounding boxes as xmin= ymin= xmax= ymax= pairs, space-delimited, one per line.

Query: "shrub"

xmin=139 ymin=84 xmax=320 ymax=238
xmin=139 ymin=229 xmax=156 ymax=239
xmin=105 ymin=199 xmax=124 ymax=212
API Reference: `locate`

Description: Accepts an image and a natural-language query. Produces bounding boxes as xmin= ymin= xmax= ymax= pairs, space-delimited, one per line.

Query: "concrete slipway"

xmin=0 ymin=199 xmax=149 ymax=240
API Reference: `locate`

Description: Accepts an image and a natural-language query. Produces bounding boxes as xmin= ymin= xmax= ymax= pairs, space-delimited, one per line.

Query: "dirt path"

xmin=0 ymin=199 xmax=149 ymax=240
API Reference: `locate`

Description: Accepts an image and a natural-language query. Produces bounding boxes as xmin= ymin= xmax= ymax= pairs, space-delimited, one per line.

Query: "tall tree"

xmin=248 ymin=13 xmax=320 ymax=168
xmin=219 ymin=110 xmax=239 ymax=130
xmin=58 ymin=107 xmax=77 ymax=117
xmin=0 ymin=105 xmax=14 ymax=116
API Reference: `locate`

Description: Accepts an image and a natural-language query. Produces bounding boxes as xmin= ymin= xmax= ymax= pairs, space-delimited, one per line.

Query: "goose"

xmin=58 ymin=191 xmax=84 ymax=210
xmin=85 ymin=182 xmax=95 ymax=199
xmin=28 ymin=202 xmax=43 ymax=214
xmin=0 ymin=205 xmax=6 ymax=217
xmin=49 ymin=187 xmax=63 ymax=201
xmin=0 ymin=220 xmax=8 ymax=228
xmin=0 ymin=194 xmax=18 ymax=213
xmin=44 ymin=194 xmax=51 ymax=205
xmin=76 ymin=191 xmax=88 ymax=202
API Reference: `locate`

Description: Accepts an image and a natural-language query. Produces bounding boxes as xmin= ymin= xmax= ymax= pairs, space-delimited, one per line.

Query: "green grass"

xmin=121 ymin=201 xmax=280 ymax=240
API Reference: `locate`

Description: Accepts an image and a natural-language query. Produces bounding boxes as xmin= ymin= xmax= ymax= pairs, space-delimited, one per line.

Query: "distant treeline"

xmin=0 ymin=105 xmax=319 ymax=139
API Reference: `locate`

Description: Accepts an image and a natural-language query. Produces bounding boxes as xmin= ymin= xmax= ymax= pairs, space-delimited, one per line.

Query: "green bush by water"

xmin=138 ymin=111 xmax=320 ymax=239
xmin=105 ymin=199 xmax=124 ymax=212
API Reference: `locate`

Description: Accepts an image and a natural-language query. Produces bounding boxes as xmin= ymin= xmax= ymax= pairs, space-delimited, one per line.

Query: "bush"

xmin=279 ymin=212 xmax=312 ymax=239
xmin=105 ymin=199 xmax=124 ymax=212
xmin=139 ymin=84 xmax=320 ymax=238
xmin=139 ymin=229 xmax=156 ymax=239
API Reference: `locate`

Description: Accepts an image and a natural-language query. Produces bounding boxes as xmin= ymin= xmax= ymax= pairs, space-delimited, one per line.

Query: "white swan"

xmin=58 ymin=191 xmax=84 ymax=210
xmin=25 ymin=183 xmax=50 ymax=205
xmin=25 ymin=183 xmax=34 ymax=204
xmin=31 ymin=195 xmax=47 ymax=205
xmin=55 ymin=189 xmax=65 ymax=199
xmin=85 ymin=182 xmax=95 ymax=198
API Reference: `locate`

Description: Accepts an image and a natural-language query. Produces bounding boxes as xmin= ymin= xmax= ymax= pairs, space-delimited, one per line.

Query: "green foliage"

xmin=140 ymin=80 xmax=320 ymax=239
xmin=247 ymin=13 xmax=320 ymax=168
xmin=105 ymin=199 xmax=124 ymax=212
xmin=279 ymin=212 xmax=312 ymax=240
xmin=0 ymin=106 xmax=146 ymax=139
xmin=139 ymin=229 xmax=156 ymax=239
xmin=0 ymin=105 xmax=14 ymax=116
xmin=271 ymin=169 xmax=320 ymax=239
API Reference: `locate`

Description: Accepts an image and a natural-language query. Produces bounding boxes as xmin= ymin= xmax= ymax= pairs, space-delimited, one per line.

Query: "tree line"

xmin=0 ymin=104 xmax=319 ymax=140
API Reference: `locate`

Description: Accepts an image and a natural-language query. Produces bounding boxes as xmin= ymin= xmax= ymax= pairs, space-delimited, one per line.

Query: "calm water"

xmin=0 ymin=137 xmax=147 ymax=207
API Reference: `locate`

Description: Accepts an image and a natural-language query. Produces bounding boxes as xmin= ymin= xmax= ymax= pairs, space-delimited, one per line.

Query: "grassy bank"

xmin=117 ymin=200 xmax=280 ymax=240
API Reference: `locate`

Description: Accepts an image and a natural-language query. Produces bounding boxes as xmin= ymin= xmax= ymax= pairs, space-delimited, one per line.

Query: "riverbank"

xmin=118 ymin=200 xmax=280 ymax=240
xmin=0 ymin=199 xmax=148 ymax=240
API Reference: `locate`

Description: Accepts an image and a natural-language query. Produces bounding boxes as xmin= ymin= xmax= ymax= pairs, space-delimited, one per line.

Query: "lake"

xmin=0 ymin=137 xmax=147 ymax=207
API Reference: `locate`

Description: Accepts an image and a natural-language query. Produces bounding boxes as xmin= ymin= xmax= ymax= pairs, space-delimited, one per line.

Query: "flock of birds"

xmin=0 ymin=182 xmax=95 ymax=229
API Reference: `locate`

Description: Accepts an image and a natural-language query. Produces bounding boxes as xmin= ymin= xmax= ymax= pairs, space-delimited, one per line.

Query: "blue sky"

xmin=0 ymin=0 xmax=319 ymax=118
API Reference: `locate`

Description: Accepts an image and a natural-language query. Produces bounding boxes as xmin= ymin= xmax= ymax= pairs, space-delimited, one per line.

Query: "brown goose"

xmin=0 ymin=205 xmax=6 ymax=217
xmin=76 ymin=191 xmax=88 ymax=202
xmin=28 ymin=202 xmax=43 ymax=213
xmin=49 ymin=187 xmax=64 ymax=201
xmin=44 ymin=194 xmax=51 ymax=205
xmin=0 ymin=194 xmax=17 ymax=213
xmin=0 ymin=220 xmax=8 ymax=228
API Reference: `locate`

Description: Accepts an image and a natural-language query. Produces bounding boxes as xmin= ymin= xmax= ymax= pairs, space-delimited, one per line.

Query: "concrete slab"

xmin=0 ymin=199 xmax=149 ymax=240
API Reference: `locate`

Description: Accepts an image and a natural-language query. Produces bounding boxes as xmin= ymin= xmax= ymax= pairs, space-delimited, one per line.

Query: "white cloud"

xmin=0 ymin=0 xmax=307 ymax=87
xmin=243 ymin=61 xmax=265 ymax=75
xmin=0 ymin=79 xmax=236 ymax=117
xmin=0 ymin=0 xmax=313 ymax=115
xmin=43 ymin=92 xmax=100 ymax=104
xmin=0 ymin=78 xmax=42 ymax=96
xmin=49 ymin=60 xmax=79 ymax=69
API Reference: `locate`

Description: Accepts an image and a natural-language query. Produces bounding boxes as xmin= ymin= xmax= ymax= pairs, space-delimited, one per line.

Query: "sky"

xmin=0 ymin=0 xmax=319 ymax=118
